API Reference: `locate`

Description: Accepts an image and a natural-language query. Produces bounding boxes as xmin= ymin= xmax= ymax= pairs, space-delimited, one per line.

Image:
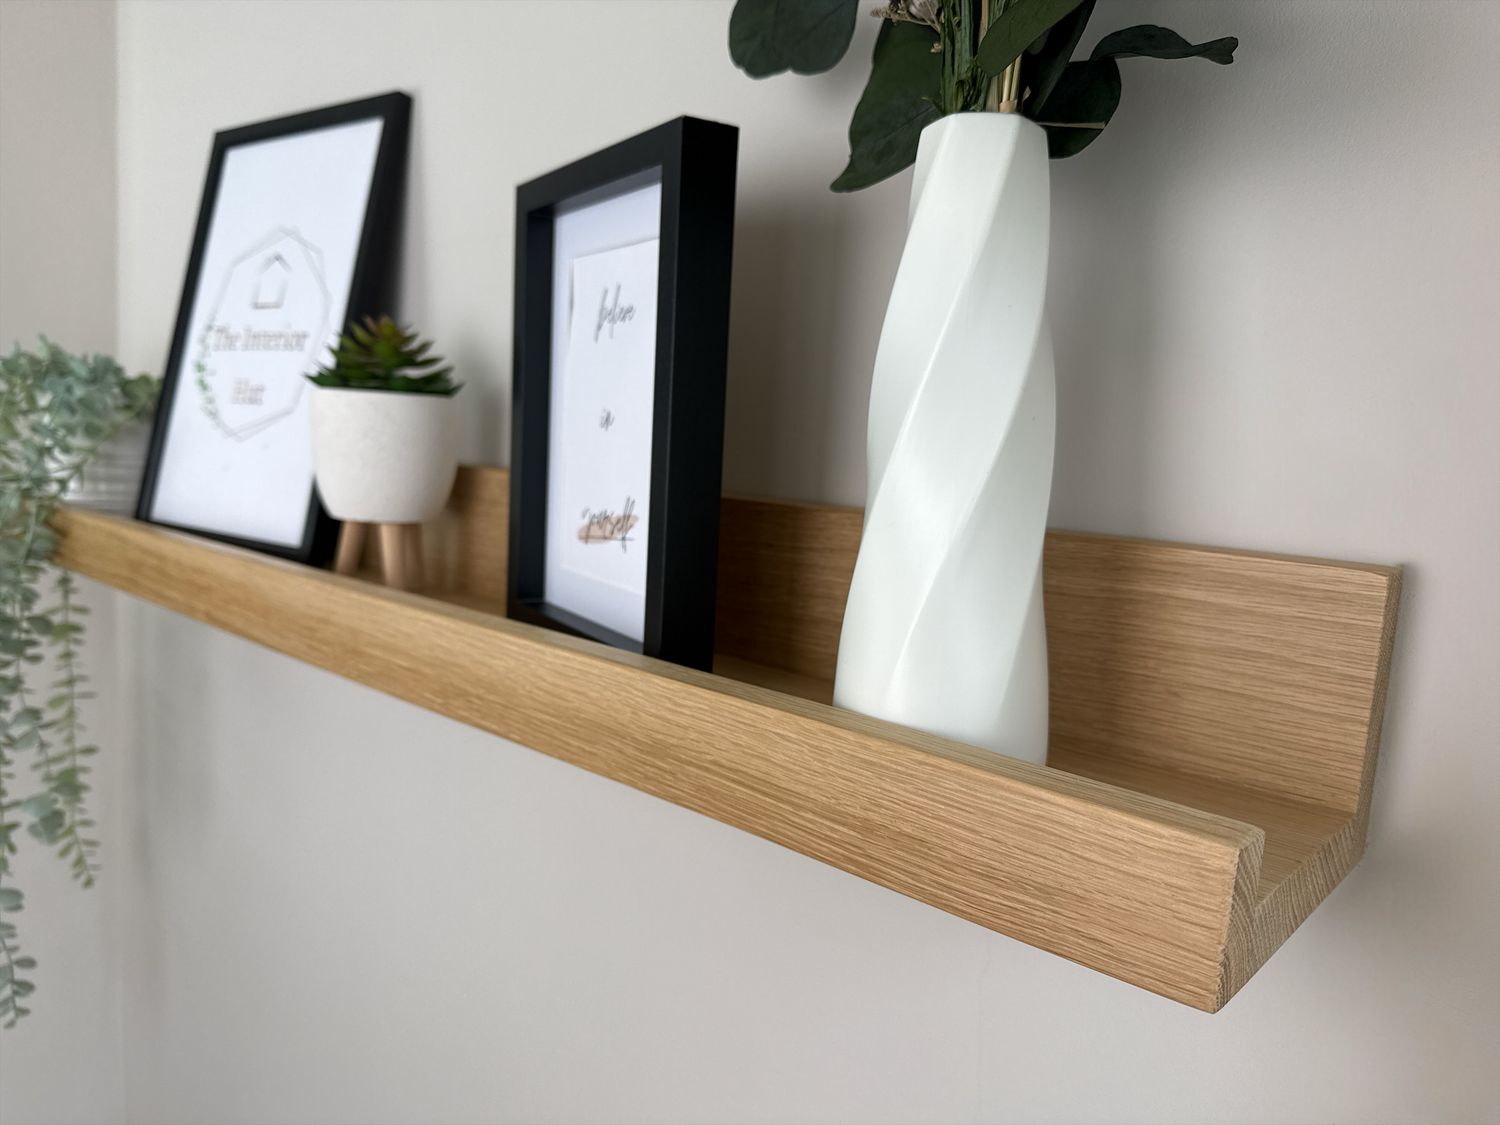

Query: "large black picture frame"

xmin=509 ymin=116 xmax=738 ymax=672
xmin=135 ymin=91 xmax=411 ymax=565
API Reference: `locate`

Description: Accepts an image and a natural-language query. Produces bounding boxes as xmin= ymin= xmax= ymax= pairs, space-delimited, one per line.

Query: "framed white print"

xmin=544 ymin=169 xmax=662 ymax=643
xmin=136 ymin=92 xmax=411 ymax=564
xmin=510 ymin=117 xmax=739 ymax=671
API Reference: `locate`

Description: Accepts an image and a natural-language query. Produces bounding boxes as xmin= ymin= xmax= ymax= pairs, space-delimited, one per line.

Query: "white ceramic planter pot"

xmin=833 ymin=112 xmax=1056 ymax=764
xmin=309 ymin=386 xmax=459 ymax=524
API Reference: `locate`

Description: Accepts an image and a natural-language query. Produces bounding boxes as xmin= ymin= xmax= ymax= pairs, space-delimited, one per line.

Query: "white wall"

xmin=0 ymin=3 xmax=124 ymax=1122
xmin=113 ymin=0 xmax=905 ymax=505
xmin=0 ymin=0 xmax=117 ymax=356
xmin=3 ymin=1 xmax=1497 ymax=1121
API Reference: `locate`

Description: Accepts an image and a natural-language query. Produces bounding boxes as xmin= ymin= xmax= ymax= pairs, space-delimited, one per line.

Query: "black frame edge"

xmin=508 ymin=116 xmax=739 ymax=671
xmin=134 ymin=91 xmax=412 ymax=567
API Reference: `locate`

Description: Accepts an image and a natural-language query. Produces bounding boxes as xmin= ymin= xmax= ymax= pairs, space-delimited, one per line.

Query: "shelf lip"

xmin=52 ymin=505 xmax=1391 ymax=1012
xmin=1046 ymin=524 xmax=1402 ymax=579
xmin=57 ymin=509 xmax=1259 ymax=836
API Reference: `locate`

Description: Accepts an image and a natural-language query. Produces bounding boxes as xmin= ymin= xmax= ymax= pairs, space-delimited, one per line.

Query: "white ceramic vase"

xmin=833 ymin=112 xmax=1056 ymax=765
xmin=309 ymin=386 xmax=459 ymax=523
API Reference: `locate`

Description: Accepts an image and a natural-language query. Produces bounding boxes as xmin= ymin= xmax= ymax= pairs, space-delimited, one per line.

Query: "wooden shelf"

xmin=53 ymin=467 xmax=1399 ymax=1012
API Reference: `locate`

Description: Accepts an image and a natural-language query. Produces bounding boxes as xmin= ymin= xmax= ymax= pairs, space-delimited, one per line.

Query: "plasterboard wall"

xmin=0 ymin=0 xmax=117 ymax=359
xmin=4 ymin=2 xmax=1498 ymax=1122
xmin=0 ymin=3 xmax=123 ymax=1123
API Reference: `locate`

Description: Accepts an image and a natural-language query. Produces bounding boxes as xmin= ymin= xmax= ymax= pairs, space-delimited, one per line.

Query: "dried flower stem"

xmin=982 ymin=0 xmax=1023 ymax=113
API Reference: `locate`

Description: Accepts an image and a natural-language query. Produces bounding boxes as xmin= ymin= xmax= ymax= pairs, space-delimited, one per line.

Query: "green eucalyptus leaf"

xmin=730 ymin=0 xmax=859 ymax=78
xmin=27 ymin=809 xmax=66 ymax=843
xmin=1021 ymin=0 xmax=1096 ymax=114
xmin=17 ymin=795 xmax=56 ymax=819
xmin=1032 ymin=57 xmax=1120 ymax=157
xmin=831 ymin=19 xmax=942 ymax=193
xmin=2 ymin=343 xmax=142 ymax=984
xmin=51 ymin=776 xmax=87 ymax=803
xmin=1091 ymin=24 xmax=1237 ymax=65
xmin=976 ymin=0 xmax=1085 ymax=81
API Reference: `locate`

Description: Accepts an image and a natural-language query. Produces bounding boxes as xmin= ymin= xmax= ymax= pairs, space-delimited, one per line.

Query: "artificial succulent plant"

xmin=308 ymin=316 xmax=459 ymax=395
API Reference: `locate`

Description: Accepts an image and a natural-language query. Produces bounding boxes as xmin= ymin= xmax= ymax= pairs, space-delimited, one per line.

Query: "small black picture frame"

xmin=509 ymin=116 xmax=738 ymax=672
xmin=135 ymin=91 xmax=411 ymax=565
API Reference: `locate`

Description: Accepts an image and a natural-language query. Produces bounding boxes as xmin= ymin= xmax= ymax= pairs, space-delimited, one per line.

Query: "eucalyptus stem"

xmin=0 ymin=339 xmax=157 ymax=1024
xmin=0 ymin=894 xmax=29 ymax=1027
xmin=52 ymin=572 xmax=98 ymax=886
xmin=0 ymin=496 xmax=48 ymax=1028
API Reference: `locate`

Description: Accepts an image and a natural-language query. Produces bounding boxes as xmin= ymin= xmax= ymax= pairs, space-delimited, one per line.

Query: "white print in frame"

xmin=193 ymin=227 xmax=331 ymax=442
xmin=557 ymin=237 xmax=660 ymax=600
xmin=147 ymin=116 xmax=384 ymax=548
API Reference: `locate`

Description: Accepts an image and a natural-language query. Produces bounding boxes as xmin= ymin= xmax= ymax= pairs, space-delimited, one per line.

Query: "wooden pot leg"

xmin=402 ymin=523 xmax=425 ymax=592
xmin=379 ymin=522 xmax=409 ymax=590
xmin=333 ymin=521 xmax=367 ymax=576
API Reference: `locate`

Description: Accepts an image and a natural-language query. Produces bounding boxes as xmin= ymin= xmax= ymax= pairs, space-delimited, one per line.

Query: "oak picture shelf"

xmin=53 ymin=466 xmax=1400 ymax=1012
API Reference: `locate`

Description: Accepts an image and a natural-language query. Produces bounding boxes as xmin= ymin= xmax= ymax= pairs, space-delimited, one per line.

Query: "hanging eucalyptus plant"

xmin=729 ymin=0 xmax=1238 ymax=190
xmin=0 ymin=340 xmax=157 ymax=1026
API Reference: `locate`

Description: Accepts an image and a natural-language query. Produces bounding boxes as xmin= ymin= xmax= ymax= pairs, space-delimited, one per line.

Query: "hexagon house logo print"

xmin=193 ymin=227 xmax=332 ymax=441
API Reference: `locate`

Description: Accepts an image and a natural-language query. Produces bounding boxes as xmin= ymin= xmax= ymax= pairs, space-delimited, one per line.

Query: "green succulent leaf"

xmin=976 ymin=0 xmax=1086 ymax=82
xmin=831 ymin=19 xmax=942 ymax=193
xmin=1091 ymin=24 xmax=1238 ymax=65
xmin=306 ymin=316 xmax=460 ymax=396
xmin=1032 ymin=56 xmax=1121 ymax=158
xmin=729 ymin=0 xmax=860 ymax=78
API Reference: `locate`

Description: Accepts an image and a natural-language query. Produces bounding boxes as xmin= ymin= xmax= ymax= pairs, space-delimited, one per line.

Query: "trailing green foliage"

xmin=0 ymin=339 xmax=157 ymax=1026
xmin=1032 ymin=23 xmax=1241 ymax=157
xmin=306 ymin=316 xmax=459 ymax=396
xmin=728 ymin=0 xmax=859 ymax=77
xmin=831 ymin=20 xmax=942 ymax=193
xmin=1031 ymin=56 xmax=1121 ymax=158
xmin=934 ymin=0 xmax=990 ymax=116
xmin=1020 ymin=0 xmax=1096 ymax=123
xmin=728 ymin=0 xmax=1239 ymax=189
xmin=973 ymin=0 xmax=1086 ymax=84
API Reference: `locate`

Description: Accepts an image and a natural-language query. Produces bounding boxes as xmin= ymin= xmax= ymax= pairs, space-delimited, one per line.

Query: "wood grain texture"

xmin=714 ymin=495 xmax=863 ymax=681
xmin=53 ymin=468 xmax=1399 ymax=1013
xmin=419 ymin=464 xmax=510 ymax=603
xmin=1042 ymin=532 xmax=1397 ymax=815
